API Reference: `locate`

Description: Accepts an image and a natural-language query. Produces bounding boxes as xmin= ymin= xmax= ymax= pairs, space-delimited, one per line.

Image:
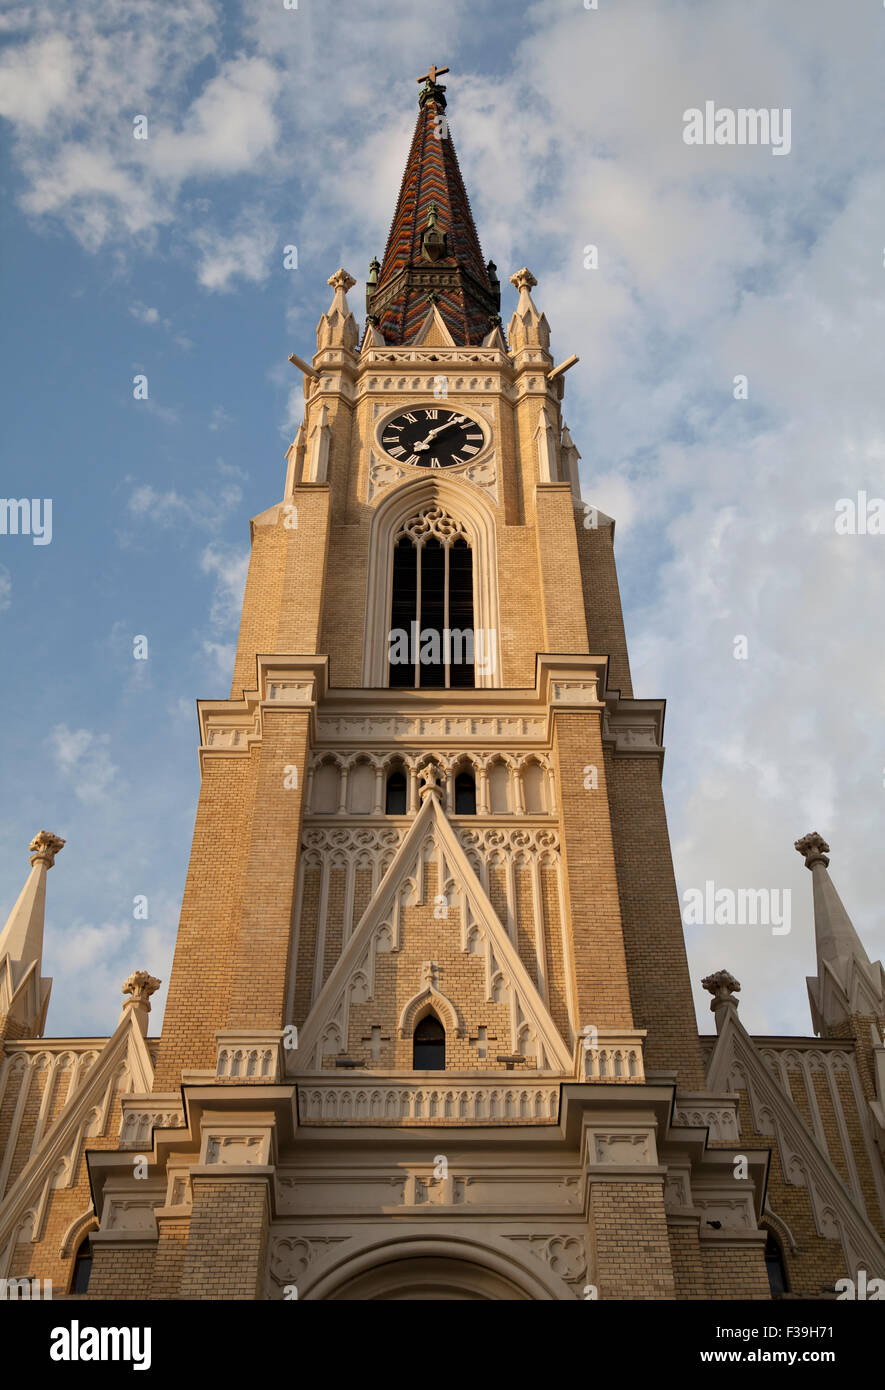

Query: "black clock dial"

xmin=380 ymin=408 xmax=484 ymax=469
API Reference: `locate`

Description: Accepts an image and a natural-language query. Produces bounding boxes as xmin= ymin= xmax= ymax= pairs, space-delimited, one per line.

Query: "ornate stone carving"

xmin=464 ymin=456 xmax=498 ymax=502
xmin=368 ymin=453 xmax=405 ymax=500
xmin=551 ymin=680 xmax=598 ymax=705
xmin=266 ymin=681 xmax=314 ymax=703
xmin=121 ymin=972 xmax=161 ymax=1007
xmin=268 ymin=1235 xmax=347 ymax=1291
xmin=510 ymin=267 xmax=538 ymax=294
xmin=297 ymin=1082 xmax=560 ymax=1124
xmin=794 ymin=831 xmax=830 ymax=869
xmin=327 ymin=268 xmax=356 ymax=295
xmin=397 ymin=506 xmax=467 ymax=546
xmin=205 ymin=1135 xmax=264 ymax=1166
xmin=510 ymin=1233 xmax=588 ymax=1292
xmin=702 ymin=969 xmax=741 ymax=1015
xmin=588 ymin=1131 xmax=653 ymax=1166
xmin=28 ymin=831 xmax=65 ymax=868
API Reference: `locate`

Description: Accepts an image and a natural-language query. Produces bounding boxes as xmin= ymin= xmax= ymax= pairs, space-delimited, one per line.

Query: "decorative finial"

xmin=509 ymin=267 xmax=538 ymax=294
xmin=417 ymin=63 xmax=449 ymax=87
xmin=417 ymin=62 xmax=449 ymax=110
xmin=120 ymin=970 xmax=161 ymax=1034
xmin=122 ymin=970 xmax=161 ymax=1006
xmin=327 ymin=268 xmax=356 ymax=295
xmin=795 ymin=832 xmax=830 ymax=869
xmin=418 ymin=762 xmax=445 ymax=804
xmin=702 ymin=969 xmax=741 ymax=1030
xmin=29 ymin=831 xmax=65 ymax=869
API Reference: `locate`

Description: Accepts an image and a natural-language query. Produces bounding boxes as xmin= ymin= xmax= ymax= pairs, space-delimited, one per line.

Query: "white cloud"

xmin=201 ymin=639 xmax=236 ymax=685
xmin=48 ymin=724 xmax=119 ymax=805
xmin=129 ymin=302 xmax=164 ymax=326
xmin=193 ymin=207 xmax=278 ymax=291
xmin=147 ymin=56 xmax=280 ymax=180
xmin=0 ymin=32 xmax=77 ymax=131
xmin=200 ymin=543 xmax=249 ymax=630
xmin=125 ymin=478 xmax=242 ymax=531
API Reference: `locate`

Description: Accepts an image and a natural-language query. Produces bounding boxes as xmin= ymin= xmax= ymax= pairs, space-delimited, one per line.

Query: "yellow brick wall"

xmin=605 ymin=749 xmax=707 ymax=1087
xmin=178 ymin=1178 xmax=269 ymax=1300
xmin=590 ymin=1181 xmax=675 ymax=1298
xmin=553 ymin=713 xmax=634 ymax=1030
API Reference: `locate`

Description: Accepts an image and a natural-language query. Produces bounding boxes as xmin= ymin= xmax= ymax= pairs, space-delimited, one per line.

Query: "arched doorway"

xmin=329 ymin=1255 xmax=531 ymax=1300
xmin=304 ymin=1234 xmax=566 ymax=1301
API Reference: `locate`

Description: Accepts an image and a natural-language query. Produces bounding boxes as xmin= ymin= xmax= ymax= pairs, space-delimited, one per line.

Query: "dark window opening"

xmin=454 ymin=771 xmax=477 ymax=815
xmin=389 ymin=536 xmax=417 ymax=687
xmin=385 ymin=770 xmax=407 ymax=815
xmin=764 ymin=1230 xmax=788 ymax=1297
xmin=448 ymin=538 xmax=475 ymax=688
xmin=71 ymin=1236 xmax=93 ymax=1294
xmin=419 ymin=538 xmax=446 ymax=688
xmin=387 ymin=524 xmax=475 ymax=689
xmin=413 ymin=1013 xmax=445 ymax=1070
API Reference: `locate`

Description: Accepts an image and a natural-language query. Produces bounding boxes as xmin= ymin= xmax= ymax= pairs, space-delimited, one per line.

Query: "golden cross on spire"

xmin=417 ymin=62 xmax=449 ymax=86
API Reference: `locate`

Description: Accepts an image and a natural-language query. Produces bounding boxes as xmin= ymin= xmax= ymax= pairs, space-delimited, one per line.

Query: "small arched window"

xmin=385 ymin=769 xmax=407 ymax=815
xmin=347 ymin=760 xmax=374 ymax=814
xmin=454 ymin=770 xmax=477 ymax=815
xmin=488 ymin=760 xmax=510 ymax=813
xmin=311 ymin=760 xmax=339 ymax=814
xmin=764 ymin=1229 xmax=788 ymax=1297
xmin=413 ymin=1013 xmax=445 ymax=1070
xmin=70 ymin=1235 xmax=93 ymax=1294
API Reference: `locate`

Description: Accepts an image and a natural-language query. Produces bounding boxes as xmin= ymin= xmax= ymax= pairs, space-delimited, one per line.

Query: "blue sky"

xmin=1 ymin=0 xmax=884 ymax=1041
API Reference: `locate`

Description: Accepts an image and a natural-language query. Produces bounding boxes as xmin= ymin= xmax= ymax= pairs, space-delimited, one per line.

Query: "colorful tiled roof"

xmin=365 ymin=77 xmax=500 ymax=346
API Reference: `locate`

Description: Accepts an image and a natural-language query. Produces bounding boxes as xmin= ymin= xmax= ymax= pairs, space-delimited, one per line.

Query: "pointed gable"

xmin=296 ymin=793 xmax=572 ymax=1074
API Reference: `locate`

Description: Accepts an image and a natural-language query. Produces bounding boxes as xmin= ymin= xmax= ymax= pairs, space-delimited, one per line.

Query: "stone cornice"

xmin=199 ymin=654 xmax=671 ymax=777
xmin=200 ymin=655 xmax=613 ymax=765
xmin=602 ymin=693 xmax=666 ymax=761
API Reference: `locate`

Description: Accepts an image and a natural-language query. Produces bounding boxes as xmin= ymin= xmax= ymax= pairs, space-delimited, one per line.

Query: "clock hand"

xmin=413 ymin=415 xmax=467 ymax=449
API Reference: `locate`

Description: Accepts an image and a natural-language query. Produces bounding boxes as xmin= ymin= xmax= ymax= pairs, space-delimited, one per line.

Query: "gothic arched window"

xmin=70 ymin=1235 xmax=93 ymax=1294
xmin=388 ymin=508 xmax=474 ymax=689
xmin=385 ymin=768 xmax=407 ymax=815
xmin=764 ymin=1229 xmax=788 ymax=1297
xmin=413 ymin=1013 xmax=446 ymax=1070
xmin=454 ymin=770 xmax=477 ymax=815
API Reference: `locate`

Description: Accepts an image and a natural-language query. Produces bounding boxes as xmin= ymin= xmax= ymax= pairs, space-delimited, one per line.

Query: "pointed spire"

xmin=316 ymin=268 xmax=358 ymax=351
xmin=366 ymin=71 xmax=500 ymax=346
xmin=795 ymin=832 xmax=885 ymax=1035
xmin=507 ymin=267 xmax=550 ymax=352
xmin=561 ymin=423 xmax=583 ymax=503
xmin=0 ymin=831 xmax=64 ymax=1039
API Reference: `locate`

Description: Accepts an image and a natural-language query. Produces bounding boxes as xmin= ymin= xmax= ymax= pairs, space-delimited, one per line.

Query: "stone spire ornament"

xmin=507 ymin=267 xmax=550 ymax=352
xmin=0 ymin=831 xmax=65 ymax=1040
xmin=701 ymin=969 xmax=741 ymax=1032
xmin=119 ymin=970 xmax=161 ymax=1035
xmin=316 ymin=268 xmax=358 ymax=351
xmin=795 ymin=832 xmax=885 ymax=1035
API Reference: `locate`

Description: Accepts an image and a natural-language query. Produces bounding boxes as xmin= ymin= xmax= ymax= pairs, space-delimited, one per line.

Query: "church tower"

xmin=4 ymin=69 xmax=883 ymax=1303
xmin=81 ymin=64 xmax=770 ymax=1301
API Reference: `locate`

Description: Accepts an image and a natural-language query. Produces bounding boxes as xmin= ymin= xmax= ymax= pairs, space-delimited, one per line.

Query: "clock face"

xmin=380 ymin=407 xmax=485 ymax=469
